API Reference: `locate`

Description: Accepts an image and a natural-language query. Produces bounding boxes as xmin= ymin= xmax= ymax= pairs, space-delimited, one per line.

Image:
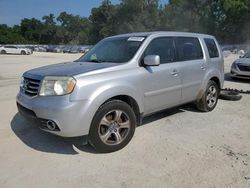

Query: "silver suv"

xmin=17 ymin=32 xmax=224 ymax=152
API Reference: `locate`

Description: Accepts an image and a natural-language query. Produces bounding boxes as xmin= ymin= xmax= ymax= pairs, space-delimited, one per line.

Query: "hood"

xmin=23 ymin=61 xmax=120 ymax=80
xmin=235 ymin=58 xmax=250 ymax=65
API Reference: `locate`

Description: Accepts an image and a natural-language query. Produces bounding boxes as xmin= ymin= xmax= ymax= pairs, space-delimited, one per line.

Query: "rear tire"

xmin=0 ymin=50 xmax=6 ymax=54
xmin=89 ymin=100 xmax=136 ymax=153
xmin=196 ymin=80 xmax=219 ymax=112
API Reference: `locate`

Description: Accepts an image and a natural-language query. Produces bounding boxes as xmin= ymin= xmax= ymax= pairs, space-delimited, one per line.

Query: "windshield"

xmin=77 ymin=36 xmax=145 ymax=63
xmin=243 ymin=52 xmax=250 ymax=58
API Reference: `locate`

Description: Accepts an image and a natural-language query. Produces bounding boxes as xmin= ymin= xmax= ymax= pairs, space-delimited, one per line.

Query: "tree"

xmin=42 ymin=14 xmax=56 ymax=25
xmin=115 ymin=0 xmax=160 ymax=33
xmin=40 ymin=14 xmax=57 ymax=44
xmin=57 ymin=12 xmax=90 ymax=44
xmin=20 ymin=18 xmax=44 ymax=43
xmin=0 ymin=24 xmax=27 ymax=44
xmin=89 ymin=0 xmax=117 ymax=43
xmin=1 ymin=0 xmax=250 ymax=45
xmin=218 ymin=0 xmax=250 ymax=43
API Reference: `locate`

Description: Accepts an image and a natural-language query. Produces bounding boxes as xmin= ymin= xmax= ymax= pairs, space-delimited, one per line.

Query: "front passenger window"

xmin=144 ymin=37 xmax=175 ymax=64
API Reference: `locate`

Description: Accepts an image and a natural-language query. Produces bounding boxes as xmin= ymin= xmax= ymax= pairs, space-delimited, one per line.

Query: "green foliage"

xmin=20 ymin=18 xmax=44 ymax=43
xmin=57 ymin=12 xmax=90 ymax=44
xmin=0 ymin=24 xmax=27 ymax=44
xmin=116 ymin=0 xmax=160 ymax=33
xmin=1 ymin=0 xmax=249 ymax=45
xmin=89 ymin=0 xmax=117 ymax=43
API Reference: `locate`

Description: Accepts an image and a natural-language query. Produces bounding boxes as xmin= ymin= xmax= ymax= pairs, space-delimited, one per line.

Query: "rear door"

xmin=5 ymin=46 xmax=17 ymax=54
xmin=141 ymin=37 xmax=182 ymax=115
xmin=175 ymin=37 xmax=206 ymax=103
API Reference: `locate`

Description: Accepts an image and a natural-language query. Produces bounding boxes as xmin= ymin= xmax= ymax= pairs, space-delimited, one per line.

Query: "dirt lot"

xmin=0 ymin=52 xmax=249 ymax=188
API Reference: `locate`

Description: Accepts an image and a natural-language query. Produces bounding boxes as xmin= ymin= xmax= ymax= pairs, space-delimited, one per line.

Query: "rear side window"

xmin=5 ymin=46 xmax=16 ymax=48
xmin=175 ymin=37 xmax=203 ymax=61
xmin=204 ymin=38 xmax=219 ymax=58
xmin=144 ymin=37 xmax=175 ymax=64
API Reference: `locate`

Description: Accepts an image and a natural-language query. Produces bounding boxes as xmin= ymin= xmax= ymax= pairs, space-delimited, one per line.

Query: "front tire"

xmin=89 ymin=100 xmax=136 ymax=153
xmin=196 ymin=80 xmax=219 ymax=112
xmin=21 ymin=51 xmax=26 ymax=55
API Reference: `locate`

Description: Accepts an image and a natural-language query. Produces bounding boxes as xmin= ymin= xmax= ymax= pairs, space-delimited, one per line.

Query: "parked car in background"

xmin=46 ymin=45 xmax=62 ymax=53
xmin=17 ymin=32 xmax=224 ymax=153
xmin=68 ymin=46 xmax=79 ymax=53
xmin=34 ymin=46 xmax=47 ymax=52
xmin=0 ymin=45 xmax=32 ymax=55
xmin=231 ymin=51 xmax=250 ymax=79
xmin=54 ymin=47 xmax=62 ymax=53
xmin=46 ymin=45 xmax=55 ymax=52
xmin=222 ymin=50 xmax=231 ymax=57
xmin=24 ymin=45 xmax=35 ymax=53
xmin=79 ymin=45 xmax=93 ymax=54
xmin=62 ymin=46 xmax=72 ymax=53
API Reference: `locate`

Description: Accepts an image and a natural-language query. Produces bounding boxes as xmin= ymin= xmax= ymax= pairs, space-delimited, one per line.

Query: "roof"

xmin=107 ymin=31 xmax=214 ymax=39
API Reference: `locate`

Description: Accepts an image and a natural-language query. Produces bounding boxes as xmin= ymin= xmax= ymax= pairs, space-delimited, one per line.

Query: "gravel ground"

xmin=0 ymin=52 xmax=249 ymax=188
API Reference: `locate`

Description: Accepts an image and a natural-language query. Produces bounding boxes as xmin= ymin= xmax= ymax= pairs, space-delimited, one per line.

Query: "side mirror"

xmin=143 ymin=55 xmax=160 ymax=66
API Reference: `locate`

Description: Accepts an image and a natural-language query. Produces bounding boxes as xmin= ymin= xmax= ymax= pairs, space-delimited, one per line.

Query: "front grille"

xmin=23 ymin=77 xmax=41 ymax=97
xmin=238 ymin=64 xmax=250 ymax=72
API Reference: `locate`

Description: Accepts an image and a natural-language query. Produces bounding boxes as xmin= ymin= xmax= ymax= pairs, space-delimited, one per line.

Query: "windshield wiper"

xmin=75 ymin=59 xmax=117 ymax=63
xmin=89 ymin=59 xmax=104 ymax=63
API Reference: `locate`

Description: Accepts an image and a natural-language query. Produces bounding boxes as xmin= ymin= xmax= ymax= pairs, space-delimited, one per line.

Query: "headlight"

xmin=20 ymin=77 xmax=24 ymax=88
xmin=39 ymin=76 xmax=76 ymax=96
xmin=231 ymin=61 xmax=237 ymax=69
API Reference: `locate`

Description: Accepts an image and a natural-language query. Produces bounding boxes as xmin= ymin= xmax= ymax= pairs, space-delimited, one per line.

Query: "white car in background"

xmin=0 ymin=45 xmax=32 ymax=55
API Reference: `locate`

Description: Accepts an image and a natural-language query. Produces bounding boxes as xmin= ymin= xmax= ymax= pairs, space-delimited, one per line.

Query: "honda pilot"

xmin=17 ymin=32 xmax=224 ymax=152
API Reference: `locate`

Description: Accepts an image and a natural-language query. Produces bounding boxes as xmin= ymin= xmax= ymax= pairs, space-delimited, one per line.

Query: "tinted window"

xmin=204 ymin=38 xmax=219 ymax=58
xmin=176 ymin=37 xmax=203 ymax=61
xmin=144 ymin=37 xmax=175 ymax=64
xmin=5 ymin=46 xmax=16 ymax=49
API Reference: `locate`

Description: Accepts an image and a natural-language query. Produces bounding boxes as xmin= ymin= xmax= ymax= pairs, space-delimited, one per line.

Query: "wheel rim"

xmin=206 ymin=85 xmax=217 ymax=108
xmin=98 ymin=110 xmax=130 ymax=146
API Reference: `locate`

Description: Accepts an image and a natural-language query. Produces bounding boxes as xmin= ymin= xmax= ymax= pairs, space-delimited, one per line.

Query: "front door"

xmin=141 ymin=37 xmax=182 ymax=115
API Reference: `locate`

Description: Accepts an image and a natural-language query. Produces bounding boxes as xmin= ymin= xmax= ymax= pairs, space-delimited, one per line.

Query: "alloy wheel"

xmin=98 ymin=110 xmax=130 ymax=146
xmin=206 ymin=85 xmax=217 ymax=108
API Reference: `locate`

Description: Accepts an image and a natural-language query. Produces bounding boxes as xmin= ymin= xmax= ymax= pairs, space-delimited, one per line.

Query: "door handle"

xmin=171 ymin=69 xmax=179 ymax=76
xmin=201 ymin=66 xmax=206 ymax=70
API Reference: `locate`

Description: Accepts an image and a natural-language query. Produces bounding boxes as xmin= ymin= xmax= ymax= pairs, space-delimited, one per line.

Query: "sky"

xmin=0 ymin=0 xmax=167 ymax=26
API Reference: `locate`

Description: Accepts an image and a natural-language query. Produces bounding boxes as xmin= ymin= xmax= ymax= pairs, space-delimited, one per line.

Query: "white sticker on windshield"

xmin=128 ymin=37 xmax=145 ymax=42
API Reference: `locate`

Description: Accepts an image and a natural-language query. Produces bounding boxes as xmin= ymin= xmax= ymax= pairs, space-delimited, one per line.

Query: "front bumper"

xmin=16 ymin=92 xmax=93 ymax=137
xmin=231 ymin=67 xmax=250 ymax=79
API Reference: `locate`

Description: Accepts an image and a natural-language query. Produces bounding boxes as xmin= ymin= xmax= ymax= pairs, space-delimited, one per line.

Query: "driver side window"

xmin=144 ymin=37 xmax=176 ymax=64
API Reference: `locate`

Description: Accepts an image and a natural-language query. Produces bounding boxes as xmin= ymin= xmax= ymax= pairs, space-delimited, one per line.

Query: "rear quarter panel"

xmin=197 ymin=37 xmax=224 ymax=99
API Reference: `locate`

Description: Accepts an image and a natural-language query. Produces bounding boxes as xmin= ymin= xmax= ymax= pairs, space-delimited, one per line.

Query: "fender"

xmin=88 ymin=82 xmax=144 ymax=113
xmin=197 ymin=67 xmax=222 ymax=100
